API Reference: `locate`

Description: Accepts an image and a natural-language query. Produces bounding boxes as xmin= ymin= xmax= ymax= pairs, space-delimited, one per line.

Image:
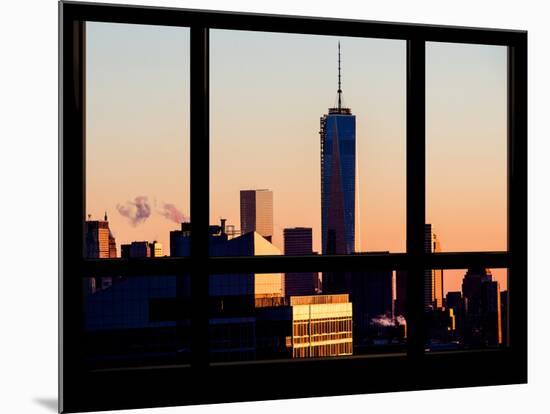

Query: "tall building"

xmin=240 ymin=189 xmax=273 ymax=243
xmin=351 ymin=264 xmax=393 ymax=349
xmin=395 ymin=269 xmax=407 ymax=317
xmin=445 ymin=291 xmax=465 ymax=339
xmin=85 ymin=212 xmax=117 ymax=259
xmin=283 ymin=227 xmax=317 ymax=296
xmin=320 ymin=42 xmax=356 ymax=256
xmin=481 ymin=280 xmax=502 ymax=346
xmin=395 ymin=224 xmax=443 ymax=314
xmin=501 ymin=290 xmax=508 ymax=346
xmin=462 ymin=267 xmax=502 ymax=347
xmin=425 ymin=224 xmax=444 ymax=310
xmin=84 ymin=212 xmax=117 ymax=292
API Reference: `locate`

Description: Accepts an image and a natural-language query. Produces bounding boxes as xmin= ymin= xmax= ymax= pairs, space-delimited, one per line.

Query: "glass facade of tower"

xmin=321 ymin=111 xmax=356 ymax=255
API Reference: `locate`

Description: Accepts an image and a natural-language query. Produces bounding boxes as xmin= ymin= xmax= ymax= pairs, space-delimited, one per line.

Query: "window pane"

xmin=85 ymin=22 xmax=190 ymax=258
xmin=209 ymin=269 xmax=406 ymax=363
xmin=83 ymin=274 xmax=191 ymax=369
xmin=426 ymin=42 xmax=507 ymax=252
xmin=422 ymin=267 xmax=508 ymax=351
xmin=210 ymin=30 xmax=406 ymax=256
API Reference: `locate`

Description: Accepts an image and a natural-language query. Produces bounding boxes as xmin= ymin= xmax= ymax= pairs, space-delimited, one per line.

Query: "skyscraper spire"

xmin=337 ymin=41 xmax=342 ymax=111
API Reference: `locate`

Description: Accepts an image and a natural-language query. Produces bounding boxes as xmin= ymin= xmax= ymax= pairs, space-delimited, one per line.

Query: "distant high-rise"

xmin=425 ymin=224 xmax=444 ymax=310
xmin=500 ymin=290 xmax=508 ymax=346
xmin=351 ymin=264 xmax=393 ymax=349
xmin=283 ymin=227 xmax=317 ymax=296
xmin=462 ymin=267 xmax=502 ymax=347
xmin=395 ymin=224 xmax=443 ymax=314
xmin=240 ymin=189 xmax=273 ymax=243
xmin=85 ymin=212 xmax=117 ymax=291
xmin=85 ymin=212 xmax=117 ymax=259
xmin=320 ymin=42 xmax=356 ymax=256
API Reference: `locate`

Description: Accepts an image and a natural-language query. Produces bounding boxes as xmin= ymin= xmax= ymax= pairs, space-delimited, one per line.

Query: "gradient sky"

xmin=86 ymin=23 xmax=507 ymax=292
xmin=86 ymin=22 xmax=190 ymax=256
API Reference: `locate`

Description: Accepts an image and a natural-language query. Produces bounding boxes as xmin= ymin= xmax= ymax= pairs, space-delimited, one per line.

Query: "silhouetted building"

xmin=426 ymin=225 xmax=444 ymax=309
xmin=120 ymin=240 xmax=163 ymax=258
xmin=130 ymin=241 xmax=150 ymax=258
xmin=501 ymin=290 xmax=508 ymax=346
xmin=426 ymin=307 xmax=456 ymax=347
xmin=240 ymin=189 xmax=273 ymax=243
xmin=445 ymin=291 xmax=465 ymax=339
xmin=395 ymin=224 xmax=443 ymax=314
xmin=120 ymin=244 xmax=131 ymax=259
xmin=351 ymin=262 xmax=393 ymax=348
xmin=462 ymin=267 xmax=502 ymax=347
xmin=169 ymin=222 xmax=192 ymax=257
xmin=283 ymin=227 xmax=317 ymax=296
xmin=395 ymin=269 xmax=407 ymax=317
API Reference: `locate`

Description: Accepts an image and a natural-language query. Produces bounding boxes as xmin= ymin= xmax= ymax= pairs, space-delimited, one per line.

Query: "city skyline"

xmin=86 ymin=22 xmax=507 ymax=294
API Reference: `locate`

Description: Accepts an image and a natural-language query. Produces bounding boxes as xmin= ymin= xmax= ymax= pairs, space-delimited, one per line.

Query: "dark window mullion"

xmin=406 ymin=38 xmax=427 ymax=359
xmin=507 ymin=40 xmax=527 ymax=357
xmin=61 ymin=16 xmax=87 ymax=411
xmin=189 ymin=26 xmax=210 ymax=368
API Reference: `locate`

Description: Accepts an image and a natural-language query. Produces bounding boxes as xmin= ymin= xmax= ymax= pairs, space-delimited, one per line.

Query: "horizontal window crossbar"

xmin=80 ymin=252 xmax=511 ymax=277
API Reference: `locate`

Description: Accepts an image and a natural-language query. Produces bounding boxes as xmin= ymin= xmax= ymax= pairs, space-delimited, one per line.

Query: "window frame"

xmin=59 ymin=1 xmax=527 ymax=412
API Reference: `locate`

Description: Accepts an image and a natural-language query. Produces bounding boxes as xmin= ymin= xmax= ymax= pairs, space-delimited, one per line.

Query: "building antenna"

xmin=337 ymin=41 xmax=342 ymax=111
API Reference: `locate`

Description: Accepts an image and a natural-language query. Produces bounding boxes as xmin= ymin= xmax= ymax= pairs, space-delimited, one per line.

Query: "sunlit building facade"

xmin=85 ymin=213 xmax=117 ymax=259
xmin=149 ymin=240 xmax=163 ymax=257
xmin=289 ymin=295 xmax=353 ymax=358
xmin=256 ymin=294 xmax=353 ymax=359
xmin=240 ymin=189 xmax=273 ymax=243
xmin=85 ymin=213 xmax=117 ymax=291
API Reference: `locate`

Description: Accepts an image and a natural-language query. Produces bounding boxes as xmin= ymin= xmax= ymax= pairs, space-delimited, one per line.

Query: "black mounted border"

xmin=59 ymin=1 xmax=527 ymax=412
